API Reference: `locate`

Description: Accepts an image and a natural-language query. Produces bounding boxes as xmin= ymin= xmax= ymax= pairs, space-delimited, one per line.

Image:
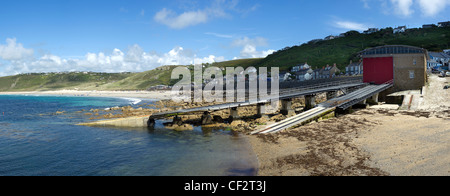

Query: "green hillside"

xmin=210 ymin=58 xmax=263 ymax=68
xmin=259 ymin=26 xmax=450 ymax=71
xmin=0 ymin=72 xmax=132 ymax=91
xmin=100 ymin=66 xmax=182 ymax=90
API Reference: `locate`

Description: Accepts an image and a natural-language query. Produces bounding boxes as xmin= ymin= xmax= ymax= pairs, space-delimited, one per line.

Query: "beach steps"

xmin=78 ymin=115 xmax=149 ymax=128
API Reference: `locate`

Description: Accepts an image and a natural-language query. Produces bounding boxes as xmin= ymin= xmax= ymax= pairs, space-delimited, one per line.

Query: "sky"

xmin=0 ymin=0 xmax=449 ymax=76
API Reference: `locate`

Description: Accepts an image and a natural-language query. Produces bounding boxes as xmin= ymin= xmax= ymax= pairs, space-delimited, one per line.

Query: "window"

xmin=409 ymin=70 xmax=415 ymax=79
xmin=413 ymin=59 xmax=417 ymax=65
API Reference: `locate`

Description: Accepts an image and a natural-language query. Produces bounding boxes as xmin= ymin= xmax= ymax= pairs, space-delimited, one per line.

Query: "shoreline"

xmin=0 ymin=90 xmax=174 ymax=101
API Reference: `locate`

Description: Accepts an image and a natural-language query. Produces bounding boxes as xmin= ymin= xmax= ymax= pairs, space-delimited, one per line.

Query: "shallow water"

xmin=0 ymin=95 xmax=257 ymax=176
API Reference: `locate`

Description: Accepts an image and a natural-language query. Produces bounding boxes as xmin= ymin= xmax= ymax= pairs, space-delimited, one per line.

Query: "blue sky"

xmin=0 ymin=0 xmax=449 ymax=76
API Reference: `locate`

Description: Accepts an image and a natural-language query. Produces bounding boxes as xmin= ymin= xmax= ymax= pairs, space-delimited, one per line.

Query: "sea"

xmin=0 ymin=95 xmax=258 ymax=176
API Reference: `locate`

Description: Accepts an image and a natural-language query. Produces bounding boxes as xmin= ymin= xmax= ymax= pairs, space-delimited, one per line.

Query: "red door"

xmin=363 ymin=57 xmax=393 ymax=84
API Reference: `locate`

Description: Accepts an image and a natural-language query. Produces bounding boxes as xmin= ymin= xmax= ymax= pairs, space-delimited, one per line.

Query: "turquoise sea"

xmin=0 ymin=95 xmax=257 ymax=176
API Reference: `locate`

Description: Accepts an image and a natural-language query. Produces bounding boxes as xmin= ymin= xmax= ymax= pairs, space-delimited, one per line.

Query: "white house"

xmin=291 ymin=63 xmax=310 ymax=72
xmin=363 ymin=28 xmax=379 ymax=34
xmin=438 ymin=21 xmax=450 ymax=27
xmin=429 ymin=52 xmax=450 ymax=63
xmin=393 ymin=26 xmax=407 ymax=34
xmin=429 ymin=52 xmax=450 ymax=70
xmin=279 ymin=72 xmax=292 ymax=82
xmin=345 ymin=60 xmax=363 ymax=76
xmin=324 ymin=35 xmax=336 ymax=40
xmin=291 ymin=65 xmax=301 ymax=72
xmin=295 ymin=68 xmax=314 ymax=81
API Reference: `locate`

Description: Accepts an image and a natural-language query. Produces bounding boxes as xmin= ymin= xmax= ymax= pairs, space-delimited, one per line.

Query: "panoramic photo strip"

xmin=0 ymin=0 xmax=449 ymax=188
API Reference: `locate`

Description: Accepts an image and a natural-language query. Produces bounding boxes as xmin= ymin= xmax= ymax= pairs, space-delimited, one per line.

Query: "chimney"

xmin=350 ymin=60 xmax=353 ymax=64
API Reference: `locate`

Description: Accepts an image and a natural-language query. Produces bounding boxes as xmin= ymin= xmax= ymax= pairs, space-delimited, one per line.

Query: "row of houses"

xmin=363 ymin=21 xmax=450 ymax=35
xmin=148 ymin=85 xmax=172 ymax=91
xmin=392 ymin=21 xmax=450 ymax=34
xmin=363 ymin=26 xmax=407 ymax=34
xmin=345 ymin=60 xmax=363 ymax=76
xmin=423 ymin=21 xmax=450 ymax=28
xmin=284 ymin=63 xmax=341 ymax=82
xmin=428 ymin=51 xmax=450 ymax=70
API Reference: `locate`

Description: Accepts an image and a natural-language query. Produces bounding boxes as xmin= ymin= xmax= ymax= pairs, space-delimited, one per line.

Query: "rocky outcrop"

xmin=230 ymin=120 xmax=248 ymax=132
xmin=165 ymin=124 xmax=194 ymax=132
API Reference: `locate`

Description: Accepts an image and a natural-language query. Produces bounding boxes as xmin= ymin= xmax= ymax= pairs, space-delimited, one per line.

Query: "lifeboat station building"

xmin=359 ymin=45 xmax=428 ymax=91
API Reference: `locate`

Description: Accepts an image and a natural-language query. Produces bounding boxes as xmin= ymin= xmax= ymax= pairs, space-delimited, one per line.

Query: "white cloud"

xmin=239 ymin=45 xmax=275 ymax=59
xmin=334 ymin=21 xmax=369 ymax=31
xmin=154 ymin=0 xmax=259 ymax=29
xmin=417 ymin=0 xmax=450 ymax=17
xmin=231 ymin=37 xmax=275 ymax=59
xmin=154 ymin=8 xmax=209 ymax=29
xmin=0 ymin=38 xmax=34 ymax=61
xmin=232 ymin=37 xmax=268 ymax=48
xmin=205 ymin=32 xmax=233 ymax=39
xmin=390 ymin=0 xmax=414 ymax=16
xmin=0 ymin=38 xmax=227 ymax=76
xmin=382 ymin=0 xmax=449 ymax=17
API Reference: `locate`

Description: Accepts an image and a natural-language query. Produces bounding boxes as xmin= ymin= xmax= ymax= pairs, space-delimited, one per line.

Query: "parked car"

xmin=444 ymin=85 xmax=449 ymax=90
xmin=439 ymin=71 xmax=447 ymax=77
xmin=446 ymin=72 xmax=450 ymax=77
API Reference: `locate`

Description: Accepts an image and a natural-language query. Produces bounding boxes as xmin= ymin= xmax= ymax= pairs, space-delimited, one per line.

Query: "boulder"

xmin=230 ymin=120 xmax=248 ymax=131
xmin=165 ymin=124 xmax=194 ymax=132
xmin=111 ymin=106 xmax=120 ymax=111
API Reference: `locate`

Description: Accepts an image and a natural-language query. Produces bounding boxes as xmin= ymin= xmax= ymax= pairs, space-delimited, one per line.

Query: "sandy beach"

xmin=0 ymin=90 xmax=174 ymax=101
xmin=249 ymin=75 xmax=450 ymax=176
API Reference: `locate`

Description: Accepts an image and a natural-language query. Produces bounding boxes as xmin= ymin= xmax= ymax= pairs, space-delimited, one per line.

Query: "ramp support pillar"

xmin=371 ymin=93 xmax=379 ymax=103
xmin=305 ymin=94 xmax=317 ymax=110
xmin=281 ymin=99 xmax=295 ymax=116
xmin=257 ymin=103 xmax=270 ymax=118
xmin=229 ymin=107 xmax=240 ymax=120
